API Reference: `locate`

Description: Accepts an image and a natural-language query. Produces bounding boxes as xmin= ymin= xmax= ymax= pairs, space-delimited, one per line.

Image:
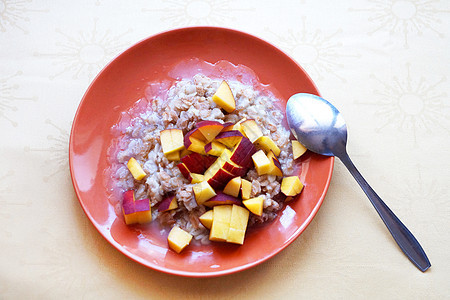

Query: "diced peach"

xmin=134 ymin=199 xmax=152 ymax=224
xmin=241 ymin=178 xmax=252 ymax=200
xmin=223 ymin=176 xmax=242 ymax=197
xmin=168 ymin=226 xmax=193 ymax=253
xmin=212 ymin=81 xmax=235 ymax=113
xmin=252 ymin=150 xmax=271 ymax=175
xmin=214 ymin=130 xmax=243 ymax=148
xmin=196 ymin=120 xmax=224 ymax=142
xmin=255 ymin=136 xmax=281 ymax=156
xmin=160 ymin=129 xmax=184 ymax=155
xmin=240 ymin=119 xmax=263 ymax=143
xmin=203 ymin=192 xmax=241 ymax=208
xmin=229 ymin=137 xmax=257 ymax=168
xmin=209 ymin=205 xmax=232 ymax=242
xmin=281 ymin=176 xmax=304 ymax=196
xmin=242 ymin=196 xmax=264 ymax=216
xmin=158 ymin=195 xmax=178 ymax=212
xmin=199 ymin=210 xmax=214 ymax=229
xmin=122 ymin=190 xmax=137 ymax=225
xmin=184 ymin=136 xmax=206 ymax=155
xmin=204 ymin=141 xmax=227 ymax=156
xmin=165 ymin=150 xmax=181 ymax=161
xmin=292 ymin=140 xmax=307 ymax=159
xmin=190 ymin=173 xmax=205 ymax=184
xmin=266 ymin=151 xmax=283 ymax=176
xmin=193 ymin=181 xmax=216 ymax=205
xmin=226 ymin=205 xmax=249 ymax=245
xmin=126 ymin=157 xmax=146 ymax=180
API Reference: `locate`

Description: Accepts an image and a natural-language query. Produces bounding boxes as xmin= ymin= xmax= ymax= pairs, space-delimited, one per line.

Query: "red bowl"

xmin=69 ymin=27 xmax=334 ymax=277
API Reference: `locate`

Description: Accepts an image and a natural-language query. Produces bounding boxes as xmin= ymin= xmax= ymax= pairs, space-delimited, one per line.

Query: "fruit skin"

xmin=281 ymin=176 xmax=304 ymax=196
xmin=255 ymin=136 xmax=281 ymax=156
xmin=214 ymin=130 xmax=243 ymax=148
xmin=266 ymin=150 xmax=283 ymax=176
xmin=242 ymin=196 xmax=264 ymax=216
xmin=181 ymin=152 xmax=207 ymax=174
xmin=177 ymin=162 xmax=192 ymax=181
xmin=199 ymin=210 xmax=214 ymax=229
xmin=223 ymin=176 xmax=242 ymax=197
xmin=158 ymin=195 xmax=178 ymax=212
xmin=203 ymin=191 xmax=242 ymax=208
xmin=122 ymin=190 xmax=152 ymax=224
xmin=240 ymin=119 xmax=263 ymax=143
xmin=127 ymin=157 xmax=147 ymax=180
xmin=251 ymin=150 xmax=272 ymax=175
xmin=195 ymin=120 xmax=224 ymax=142
xmin=193 ymin=181 xmax=217 ymax=205
xmin=212 ymin=81 xmax=236 ymax=113
xmin=122 ymin=190 xmax=137 ymax=225
xmin=229 ymin=137 xmax=257 ymax=168
xmin=160 ymin=128 xmax=185 ymax=155
xmin=292 ymin=140 xmax=307 ymax=159
xmin=207 ymin=168 xmax=235 ymax=190
xmin=168 ymin=226 xmax=193 ymax=253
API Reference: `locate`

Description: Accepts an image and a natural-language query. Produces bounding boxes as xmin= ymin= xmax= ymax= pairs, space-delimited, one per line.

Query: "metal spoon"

xmin=286 ymin=93 xmax=431 ymax=272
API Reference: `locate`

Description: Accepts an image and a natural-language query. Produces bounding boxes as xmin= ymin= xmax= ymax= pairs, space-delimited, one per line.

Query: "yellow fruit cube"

xmin=165 ymin=150 xmax=181 ymax=161
xmin=193 ymin=181 xmax=216 ymax=205
xmin=190 ymin=173 xmax=205 ymax=184
xmin=255 ymin=136 xmax=281 ymax=156
xmin=243 ymin=196 xmax=264 ymax=216
xmin=168 ymin=226 xmax=193 ymax=253
xmin=160 ymin=129 xmax=184 ymax=155
xmin=126 ymin=157 xmax=147 ymax=180
xmin=252 ymin=150 xmax=271 ymax=175
xmin=281 ymin=176 xmax=304 ymax=196
xmin=223 ymin=176 xmax=242 ymax=197
xmin=212 ymin=81 xmax=236 ymax=113
xmin=226 ymin=205 xmax=249 ymax=244
xmin=292 ymin=140 xmax=307 ymax=159
xmin=241 ymin=179 xmax=252 ymax=200
xmin=199 ymin=210 xmax=214 ymax=229
xmin=209 ymin=205 xmax=232 ymax=242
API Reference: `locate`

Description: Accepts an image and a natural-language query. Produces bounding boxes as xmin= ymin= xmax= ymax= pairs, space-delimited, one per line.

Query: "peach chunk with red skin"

xmin=122 ymin=190 xmax=152 ymax=225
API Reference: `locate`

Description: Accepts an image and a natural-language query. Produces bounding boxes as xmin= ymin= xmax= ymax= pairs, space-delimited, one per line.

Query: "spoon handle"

xmin=337 ymin=151 xmax=431 ymax=272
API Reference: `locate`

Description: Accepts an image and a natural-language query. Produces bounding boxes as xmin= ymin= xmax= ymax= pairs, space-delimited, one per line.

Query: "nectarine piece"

xmin=158 ymin=195 xmax=178 ymax=212
xmin=165 ymin=150 xmax=181 ymax=161
xmin=214 ymin=130 xmax=243 ymax=148
xmin=134 ymin=198 xmax=152 ymax=224
xmin=190 ymin=173 xmax=205 ymax=184
xmin=168 ymin=226 xmax=193 ymax=253
xmin=203 ymin=191 xmax=241 ymax=208
xmin=181 ymin=152 xmax=207 ymax=174
xmin=204 ymin=141 xmax=227 ymax=156
xmin=196 ymin=120 xmax=224 ymax=142
xmin=266 ymin=151 xmax=283 ymax=177
xmin=292 ymin=140 xmax=307 ymax=159
xmin=122 ymin=190 xmax=137 ymax=225
xmin=241 ymin=178 xmax=252 ymax=200
xmin=209 ymin=205 xmax=232 ymax=242
xmin=255 ymin=136 xmax=281 ymax=156
xmin=223 ymin=176 xmax=242 ymax=197
xmin=240 ymin=119 xmax=263 ymax=143
xmin=193 ymin=181 xmax=216 ymax=205
xmin=252 ymin=150 xmax=272 ymax=175
xmin=199 ymin=210 xmax=214 ymax=229
xmin=242 ymin=196 xmax=264 ymax=216
xmin=226 ymin=204 xmax=249 ymax=245
xmin=160 ymin=128 xmax=184 ymax=155
xmin=281 ymin=176 xmax=304 ymax=196
xmin=229 ymin=137 xmax=257 ymax=168
xmin=212 ymin=81 xmax=235 ymax=113
xmin=126 ymin=157 xmax=147 ymax=180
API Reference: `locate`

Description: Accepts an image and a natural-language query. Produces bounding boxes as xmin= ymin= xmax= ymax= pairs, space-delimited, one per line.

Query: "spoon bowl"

xmin=286 ymin=93 xmax=431 ymax=272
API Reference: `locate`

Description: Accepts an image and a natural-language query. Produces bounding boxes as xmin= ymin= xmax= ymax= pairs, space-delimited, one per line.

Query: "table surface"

xmin=1 ymin=0 xmax=449 ymax=299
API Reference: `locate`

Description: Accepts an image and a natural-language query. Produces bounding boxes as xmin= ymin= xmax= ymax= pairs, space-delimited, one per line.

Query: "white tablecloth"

xmin=1 ymin=0 xmax=449 ymax=298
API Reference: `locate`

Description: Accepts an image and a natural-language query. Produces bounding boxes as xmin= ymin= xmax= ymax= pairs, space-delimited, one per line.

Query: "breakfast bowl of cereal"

xmin=69 ymin=27 xmax=334 ymax=277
